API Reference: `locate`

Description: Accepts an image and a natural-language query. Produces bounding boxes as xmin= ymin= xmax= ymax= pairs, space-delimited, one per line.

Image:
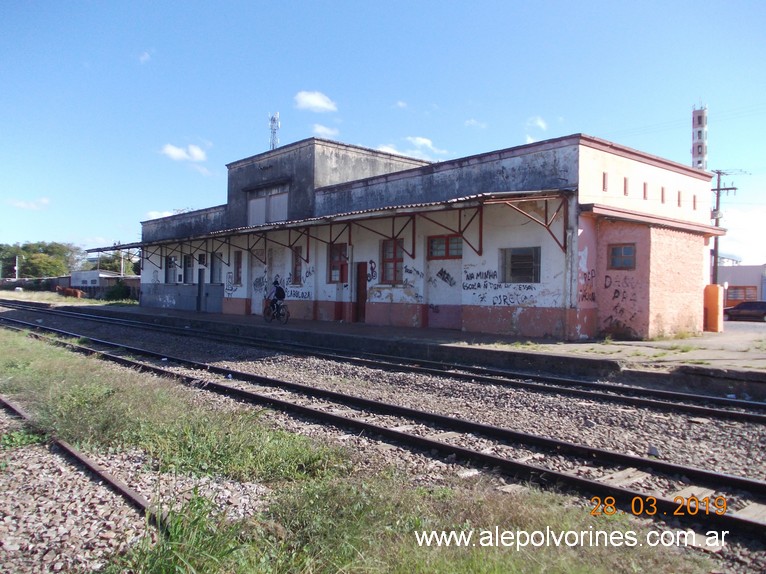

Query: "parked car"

xmin=723 ymin=301 xmax=766 ymax=322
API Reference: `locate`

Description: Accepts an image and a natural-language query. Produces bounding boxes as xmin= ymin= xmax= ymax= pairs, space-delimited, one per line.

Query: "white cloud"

xmin=526 ymin=115 xmax=548 ymax=131
xmin=465 ymin=118 xmax=487 ymax=129
xmin=8 ymin=197 xmax=50 ymax=210
xmin=313 ymin=124 xmax=339 ymax=138
xmin=378 ymin=137 xmax=448 ymax=161
xmin=405 ymin=136 xmax=448 ymax=156
xmin=161 ymin=143 xmax=207 ymax=162
xmin=191 ymin=164 xmax=212 ymax=176
xmin=526 ymin=135 xmax=537 ymax=144
xmin=145 ymin=210 xmax=175 ymax=220
xmin=139 ymin=50 xmax=152 ymax=64
xmin=395 ymin=100 xmax=407 ymax=109
xmin=294 ymin=91 xmax=337 ymax=113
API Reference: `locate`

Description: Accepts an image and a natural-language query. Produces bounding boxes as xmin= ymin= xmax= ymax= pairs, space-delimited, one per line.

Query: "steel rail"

xmin=1 ymin=302 xmax=765 ymax=423
xmin=4 ymin=298 xmax=766 ymax=413
xmin=0 ymin=395 xmax=165 ymax=531
xmin=4 ymin=299 xmax=764 ymax=411
xmin=68 ymin=347 xmax=766 ymax=535
xmin=3 ymin=320 xmax=765 ymax=536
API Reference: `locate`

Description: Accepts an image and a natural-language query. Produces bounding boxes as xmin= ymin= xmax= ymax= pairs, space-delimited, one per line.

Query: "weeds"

xmin=0 ymin=329 xmax=713 ymax=573
xmin=0 ymin=428 xmax=45 ymax=449
xmin=103 ymin=494 xmax=260 ymax=574
xmin=0 ymin=329 xmax=347 ymax=483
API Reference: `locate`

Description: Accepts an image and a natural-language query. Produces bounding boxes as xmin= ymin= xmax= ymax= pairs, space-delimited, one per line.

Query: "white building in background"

xmin=718 ymin=264 xmax=766 ymax=305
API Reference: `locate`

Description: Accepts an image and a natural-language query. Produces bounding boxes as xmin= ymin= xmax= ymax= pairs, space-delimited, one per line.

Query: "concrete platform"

xmin=51 ymin=303 xmax=766 ymax=401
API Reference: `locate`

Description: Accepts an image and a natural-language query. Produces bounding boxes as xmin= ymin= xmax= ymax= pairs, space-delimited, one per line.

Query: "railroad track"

xmin=1 ymin=299 xmax=765 ymax=424
xmin=3 ymin=318 xmax=765 ymax=538
xmin=0 ymin=394 xmax=163 ymax=530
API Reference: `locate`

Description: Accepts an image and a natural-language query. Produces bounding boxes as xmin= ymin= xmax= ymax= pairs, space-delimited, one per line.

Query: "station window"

xmin=210 ymin=252 xmax=222 ymax=284
xmin=164 ymin=255 xmax=177 ymax=284
xmin=234 ymin=250 xmax=243 ymax=285
xmin=328 ymin=243 xmax=348 ymax=283
xmin=292 ymin=246 xmax=303 ymax=286
xmin=381 ymin=238 xmax=404 ymax=284
xmin=427 ymin=234 xmax=462 ymax=260
xmin=602 ymin=172 xmax=608 ymax=192
xmin=608 ymin=243 xmax=636 ymax=270
xmin=197 ymin=253 xmax=207 ymax=266
xmin=500 ymin=246 xmax=540 ymax=283
xmin=183 ymin=254 xmax=194 ymax=284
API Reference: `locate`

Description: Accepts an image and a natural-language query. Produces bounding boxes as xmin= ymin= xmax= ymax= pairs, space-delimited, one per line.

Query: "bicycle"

xmin=263 ymin=299 xmax=290 ymax=324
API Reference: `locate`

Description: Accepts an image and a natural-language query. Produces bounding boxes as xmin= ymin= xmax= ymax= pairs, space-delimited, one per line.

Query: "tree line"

xmin=0 ymin=242 xmax=138 ymax=279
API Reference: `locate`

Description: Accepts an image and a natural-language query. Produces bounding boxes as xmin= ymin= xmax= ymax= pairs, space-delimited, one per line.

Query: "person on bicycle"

xmin=267 ymin=280 xmax=286 ymax=314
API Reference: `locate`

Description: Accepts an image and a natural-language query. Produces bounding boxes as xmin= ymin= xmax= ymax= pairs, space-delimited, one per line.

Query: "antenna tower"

xmin=692 ymin=105 xmax=708 ymax=170
xmin=269 ymin=112 xmax=280 ymax=150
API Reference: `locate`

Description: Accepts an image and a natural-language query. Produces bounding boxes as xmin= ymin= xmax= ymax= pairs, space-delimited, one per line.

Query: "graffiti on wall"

xmin=578 ymin=268 xmax=596 ymax=303
xmin=462 ymin=269 xmax=499 ymax=291
xmin=462 ymin=268 xmax=540 ymax=306
xmin=224 ymin=272 xmax=238 ymax=298
xmin=436 ymin=268 xmax=456 ymax=287
xmin=404 ymin=264 xmax=424 ymax=279
xmin=367 ymin=260 xmax=377 ymax=282
xmin=287 ymin=288 xmax=311 ymax=299
xmin=491 ymin=284 xmax=538 ymax=306
xmin=601 ymin=274 xmax=639 ymax=336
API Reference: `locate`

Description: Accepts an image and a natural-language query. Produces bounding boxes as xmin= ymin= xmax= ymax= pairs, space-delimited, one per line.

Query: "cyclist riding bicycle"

xmin=267 ymin=280 xmax=286 ymax=314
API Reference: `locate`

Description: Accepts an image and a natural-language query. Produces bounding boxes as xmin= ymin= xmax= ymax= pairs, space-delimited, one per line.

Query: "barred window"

xmin=500 ymin=247 xmax=540 ymax=283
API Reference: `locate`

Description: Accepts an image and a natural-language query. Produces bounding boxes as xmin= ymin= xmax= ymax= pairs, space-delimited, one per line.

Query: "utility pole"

xmin=710 ymin=170 xmax=739 ymax=285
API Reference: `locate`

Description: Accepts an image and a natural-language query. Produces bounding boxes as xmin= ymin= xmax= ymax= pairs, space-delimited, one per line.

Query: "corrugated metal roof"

xmin=87 ymin=188 xmax=574 ymax=252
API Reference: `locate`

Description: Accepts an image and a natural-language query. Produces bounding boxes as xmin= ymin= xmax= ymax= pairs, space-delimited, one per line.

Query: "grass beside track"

xmin=0 ymin=328 xmax=713 ymax=573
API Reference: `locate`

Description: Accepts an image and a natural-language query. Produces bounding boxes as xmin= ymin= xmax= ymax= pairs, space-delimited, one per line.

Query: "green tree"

xmin=23 ymin=253 xmax=68 ymax=277
xmin=0 ymin=242 xmax=85 ymax=278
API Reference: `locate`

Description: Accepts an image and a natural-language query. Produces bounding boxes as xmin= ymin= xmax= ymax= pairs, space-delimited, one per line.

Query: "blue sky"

xmin=2 ymin=0 xmax=764 ymax=264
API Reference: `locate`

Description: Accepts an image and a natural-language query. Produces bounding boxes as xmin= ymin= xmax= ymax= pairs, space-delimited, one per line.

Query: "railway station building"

xmin=106 ymin=134 xmax=723 ymax=340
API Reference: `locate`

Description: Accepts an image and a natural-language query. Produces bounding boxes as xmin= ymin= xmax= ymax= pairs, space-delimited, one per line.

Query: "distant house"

xmin=70 ymin=270 xmax=139 ymax=299
xmin=91 ymin=134 xmax=723 ymax=340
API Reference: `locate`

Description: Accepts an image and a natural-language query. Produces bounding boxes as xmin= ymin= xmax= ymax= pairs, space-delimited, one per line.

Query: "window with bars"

xmin=427 ymin=234 xmax=463 ymax=260
xmin=381 ymin=239 xmax=404 ymax=284
xmin=500 ymin=247 xmax=540 ymax=283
